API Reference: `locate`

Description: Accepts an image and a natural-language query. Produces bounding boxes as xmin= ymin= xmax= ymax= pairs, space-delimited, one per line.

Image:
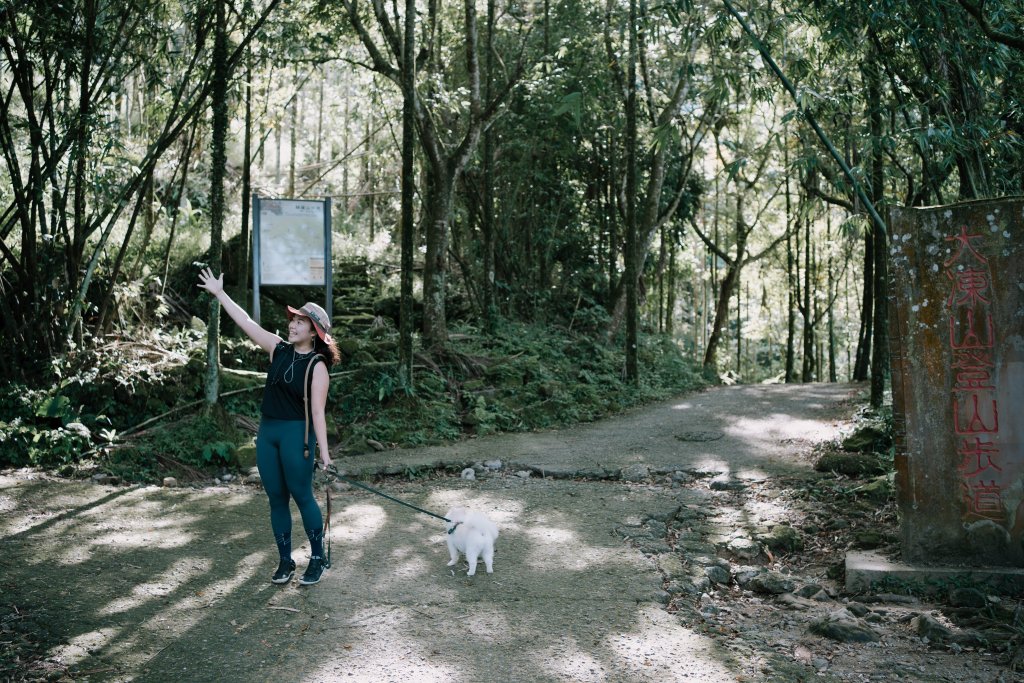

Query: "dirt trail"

xmin=0 ymin=383 xmax=1017 ymax=682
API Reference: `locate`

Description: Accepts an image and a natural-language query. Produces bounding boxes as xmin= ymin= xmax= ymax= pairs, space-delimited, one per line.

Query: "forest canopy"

xmin=2 ymin=0 xmax=1023 ymax=467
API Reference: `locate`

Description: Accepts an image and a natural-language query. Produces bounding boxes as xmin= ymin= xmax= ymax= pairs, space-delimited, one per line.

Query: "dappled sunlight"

xmin=86 ymin=524 xmax=197 ymax=552
xmin=99 ymin=556 xmax=213 ymax=615
xmin=99 ymin=552 xmax=270 ymax=669
xmin=671 ymin=401 xmax=694 ymax=410
xmin=727 ymin=414 xmax=836 ymax=445
xmin=333 ymin=503 xmax=389 ymax=543
xmin=538 ymin=641 xmax=608 ymax=681
xmin=426 ymin=489 xmax=524 ymax=521
xmin=311 ymin=606 xmax=466 ymax=683
xmin=460 ymin=607 xmax=513 ymax=644
xmin=48 ymin=627 xmax=121 ymax=669
xmin=384 ymin=545 xmax=433 ymax=581
xmin=602 ymin=605 xmax=736 ymax=681
xmin=523 ymin=524 xmax=623 ymax=570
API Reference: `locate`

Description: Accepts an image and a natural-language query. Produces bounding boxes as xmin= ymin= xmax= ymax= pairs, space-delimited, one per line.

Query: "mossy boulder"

xmin=842 ymin=425 xmax=891 ymax=453
xmin=856 ymin=475 xmax=893 ymax=503
xmin=235 ymin=441 xmax=257 ymax=469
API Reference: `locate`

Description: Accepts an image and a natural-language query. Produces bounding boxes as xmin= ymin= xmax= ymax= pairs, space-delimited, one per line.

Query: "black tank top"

xmin=261 ymin=341 xmax=321 ymax=420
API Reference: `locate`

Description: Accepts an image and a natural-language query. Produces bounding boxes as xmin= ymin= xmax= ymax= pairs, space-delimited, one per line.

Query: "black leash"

xmin=319 ymin=464 xmax=454 ymax=527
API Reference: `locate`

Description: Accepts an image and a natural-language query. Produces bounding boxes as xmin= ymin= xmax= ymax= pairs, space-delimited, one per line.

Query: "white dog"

xmin=444 ymin=506 xmax=499 ymax=576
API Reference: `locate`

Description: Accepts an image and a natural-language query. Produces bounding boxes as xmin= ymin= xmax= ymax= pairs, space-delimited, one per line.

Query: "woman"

xmin=198 ymin=267 xmax=339 ymax=586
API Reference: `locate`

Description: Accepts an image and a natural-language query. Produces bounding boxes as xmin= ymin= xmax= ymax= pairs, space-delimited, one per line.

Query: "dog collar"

xmin=447 ymin=521 xmax=462 ymax=535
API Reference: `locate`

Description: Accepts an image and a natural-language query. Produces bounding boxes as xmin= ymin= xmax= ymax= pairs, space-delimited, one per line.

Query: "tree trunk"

xmin=481 ymin=0 xmax=497 ymax=333
xmin=853 ymin=230 xmax=873 ymax=380
xmin=867 ymin=53 xmax=888 ymax=407
xmin=703 ymin=254 xmax=742 ymax=378
xmin=398 ymin=0 xmax=416 ymax=387
xmin=205 ymin=0 xmax=229 ymax=407
xmin=801 ymin=216 xmax=813 ymax=382
xmin=422 ymin=169 xmax=453 ymax=346
xmin=784 ymin=146 xmax=797 ymax=383
xmin=239 ymin=44 xmax=253 ymax=300
xmin=827 ymin=210 xmax=837 ymax=382
xmin=69 ymin=0 xmax=97 ymax=343
xmin=624 ymin=0 xmax=639 ymax=383
xmin=287 ymin=72 xmax=299 ymax=197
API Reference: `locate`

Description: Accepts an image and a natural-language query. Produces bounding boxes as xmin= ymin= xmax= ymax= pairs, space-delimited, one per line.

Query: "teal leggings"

xmin=256 ymin=418 xmax=323 ymax=556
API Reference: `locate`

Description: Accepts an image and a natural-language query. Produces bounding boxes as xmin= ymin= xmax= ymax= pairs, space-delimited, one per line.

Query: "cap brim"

xmin=286 ymin=305 xmax=331 ymax=343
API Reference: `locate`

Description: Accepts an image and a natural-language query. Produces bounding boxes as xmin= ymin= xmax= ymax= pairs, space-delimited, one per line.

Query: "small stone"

xmin=366 ymin=439 xmax=385 ymax=451
xmin=847 ymin=603 xmax=870 ymax=618
xmin=746 ymin=571 xmax=795 ymax=595
xmin=912 ymin=614 xmax=952 ymax=643
xmin=515 ymin=470 xmax=531 ymax=478
xmin=760 ymin=524 xmax=803 ymax=553
xmin=794 ymin=583 xmax=831 ymax=600
xmin=710 ymin=479 xmax=747 ymax=491
xmin=809 ymin=608 xmax=880 ymax=642
xmin=620 ymin=464 xmax=650 ymax=482
xmin=733 ymin=567 xmax=764 ymax=586
xmin=162 ymin=477 xmax=178 ymax=487
xmin=725 ymin=537 xmax=762 ymax=560
xmin=854 ymin=531 xmax=886 ymax=549
xmin=220 ymin=473 xmax=234 ymax=482
xmin=484 ymin=459 xmax=502 ymax=470
xmin=706 ymin=565 xmax=731 ymax=585
xmin=777 ymin=593 xmax=816 ymax=610
xmin=460 ymin=468 xmax=476 ymax=480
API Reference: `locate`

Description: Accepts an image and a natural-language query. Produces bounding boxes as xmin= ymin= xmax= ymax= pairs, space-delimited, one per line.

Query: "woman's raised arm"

xmin=197 ymin=267 xmax=282 ymax=354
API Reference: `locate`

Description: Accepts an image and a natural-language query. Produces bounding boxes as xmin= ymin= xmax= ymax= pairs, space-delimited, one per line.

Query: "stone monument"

xmin=888 ymin=199 xmax=1024 ymax=566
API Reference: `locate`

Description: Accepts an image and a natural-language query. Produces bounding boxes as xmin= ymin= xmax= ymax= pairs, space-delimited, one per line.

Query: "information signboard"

xmin=251 ymin=195 xmax=332 ymax=324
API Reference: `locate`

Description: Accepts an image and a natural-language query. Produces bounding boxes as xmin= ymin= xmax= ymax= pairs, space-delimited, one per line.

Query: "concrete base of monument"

xmin=846 ymin=550 xmax=1024 ymax=595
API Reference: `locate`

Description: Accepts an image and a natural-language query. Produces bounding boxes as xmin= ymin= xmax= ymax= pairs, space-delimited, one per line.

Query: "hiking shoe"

xmin=271 ymin=558 xmax=296 ymax=584
xmin=299 ymin=556 xmax=326 ymax=586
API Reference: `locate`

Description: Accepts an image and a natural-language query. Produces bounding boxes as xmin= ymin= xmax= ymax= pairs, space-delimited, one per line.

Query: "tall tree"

xmin=340 ymin=0 xmax=529 ymax=347
xmin=205 ymin=0 xmax=230 ymax=407
xmin=398 ymin=0 xmax=416 ymax=387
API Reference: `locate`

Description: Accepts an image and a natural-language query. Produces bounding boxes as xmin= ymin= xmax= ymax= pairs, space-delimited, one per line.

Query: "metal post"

xmin=252 ymin=193 xmax=261 ymax=324
xmin=324 ymin=196 xmax=333 ymax=320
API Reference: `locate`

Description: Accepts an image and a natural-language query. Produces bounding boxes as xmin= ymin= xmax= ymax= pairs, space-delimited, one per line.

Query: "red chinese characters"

xmin=945 ymin=226 xmax=1003 ymax=520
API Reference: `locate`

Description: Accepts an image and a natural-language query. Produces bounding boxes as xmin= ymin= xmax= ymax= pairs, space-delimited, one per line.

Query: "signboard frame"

xmin=251 ymin=194 xmax=333 ymax=324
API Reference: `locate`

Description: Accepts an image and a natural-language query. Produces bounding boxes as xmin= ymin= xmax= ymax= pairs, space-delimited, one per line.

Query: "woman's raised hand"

xmin=197 ymin=267 xmax=224 ymax=296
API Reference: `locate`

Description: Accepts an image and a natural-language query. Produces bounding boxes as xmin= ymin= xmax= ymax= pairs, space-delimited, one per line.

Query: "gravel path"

xmin=1 ymin=383 xmax=1015 ymax=682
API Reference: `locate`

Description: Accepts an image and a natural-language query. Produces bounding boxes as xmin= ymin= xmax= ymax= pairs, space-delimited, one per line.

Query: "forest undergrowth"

xmin=0 ymin=304 xmax=708 ymax=484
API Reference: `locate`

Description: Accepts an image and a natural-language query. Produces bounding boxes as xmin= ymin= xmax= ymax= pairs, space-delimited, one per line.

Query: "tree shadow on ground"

xmin=0 ymin=473 xmax=747 ymax=682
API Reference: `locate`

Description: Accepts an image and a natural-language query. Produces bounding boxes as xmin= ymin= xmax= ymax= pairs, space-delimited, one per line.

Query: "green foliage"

xmin=0 ymin=384 xmax=99 ymax=468
xmin=102 ymin=413 xmax=240 ymax=483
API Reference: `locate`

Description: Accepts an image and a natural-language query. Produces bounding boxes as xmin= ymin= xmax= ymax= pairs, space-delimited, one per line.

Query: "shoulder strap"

xmin=302 ymin=354 xmax=327 ymax=458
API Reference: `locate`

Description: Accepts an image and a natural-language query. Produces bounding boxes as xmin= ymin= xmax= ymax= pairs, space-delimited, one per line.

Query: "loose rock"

xmin=746 ymin=571 xmax=795 ymax=595
xmin=620 ymin=464 xmax=650 ymax=482
xmin=809 ymin=608 xmax=881 ymax=642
